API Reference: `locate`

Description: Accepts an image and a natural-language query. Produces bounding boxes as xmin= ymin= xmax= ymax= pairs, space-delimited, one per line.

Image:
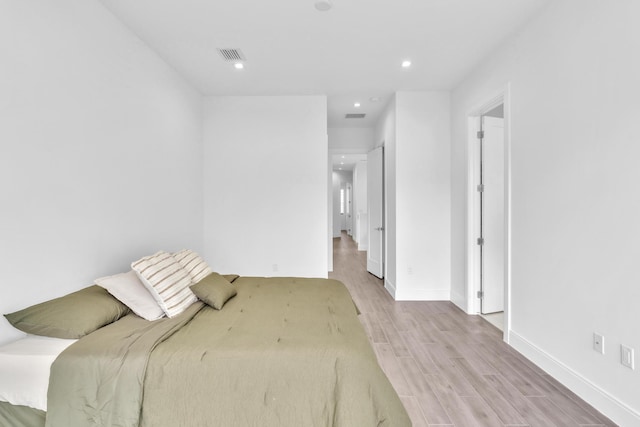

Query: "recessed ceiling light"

xmin=338 ymin=167 xmax=342 ymax=170
xmin=369 ymin=97 xmax=381 ymax=102
xmin=402 ymin=60 xmax=412 ymax=68
xmin=234 ymin=62 xmax=244 ymax=69
xmin=314 ymin=0 xmax=332 ymax=11
xmin=340 ymin=162 xmax=344 ymax=165
xmin=354 ymin=102 xmax=361 ymax=108
xmin=341 ymin=155 xmax=345 ymax=158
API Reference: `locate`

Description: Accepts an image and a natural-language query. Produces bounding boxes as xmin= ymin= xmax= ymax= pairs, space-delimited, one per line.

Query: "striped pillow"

xmin=173 ymin=249 xmax=213 ymax=284
xmin=131 ymin=251 xmax=197 ymax=318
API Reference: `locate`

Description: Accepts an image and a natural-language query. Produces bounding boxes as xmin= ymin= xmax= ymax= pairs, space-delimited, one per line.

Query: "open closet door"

xmin=481 ymin=116 xmax=505 ymax=314
xmin=367 ymin=147 xmax=384 ymax=278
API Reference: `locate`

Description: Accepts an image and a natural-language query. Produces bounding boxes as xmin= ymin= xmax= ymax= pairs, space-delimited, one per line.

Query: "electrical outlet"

xmin=621 ymin=345 xmax=635 ymax=370
xmin=593 ymin=333 xmax=605 ymax=354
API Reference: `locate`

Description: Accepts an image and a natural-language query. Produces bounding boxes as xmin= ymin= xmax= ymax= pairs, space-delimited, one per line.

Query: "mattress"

xmin=0 ymin=335 xmax=77 ymax=411
xmin=46 ymin=277 xmax=411 ymax=426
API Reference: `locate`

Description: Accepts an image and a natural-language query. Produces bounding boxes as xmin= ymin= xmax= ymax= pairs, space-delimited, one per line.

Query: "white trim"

xmin=450 ymin=290 xmax=467 ymax=312
xmin=327 ymin=149 xmax=333 ymax=272
xmin=395 ymin=288 xmax=450 ymax=301
xmin=509 ymin=331 xmax=640 ymax=426
xmin=384 ymin=278 xmax=396 ymax=298
xmin=466 ymin=115 xmax=482 ymax=314
xmin=503 ymin=85 xmax=512 ymax=340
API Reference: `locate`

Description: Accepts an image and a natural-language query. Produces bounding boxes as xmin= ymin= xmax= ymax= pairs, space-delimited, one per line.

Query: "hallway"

xmin=328 ymin=232 xmax=615 ymax=427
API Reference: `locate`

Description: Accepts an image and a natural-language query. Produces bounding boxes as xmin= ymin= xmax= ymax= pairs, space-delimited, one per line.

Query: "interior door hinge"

xmin=477 ymin=184 xmax=484 ymax=192
xmin=477 ymin=291 xmax=484 ymax=299
xmin=477 ymin=237 xmax=484 ymax=245
xmin=477 ymin=130 xmax=484 ymax=139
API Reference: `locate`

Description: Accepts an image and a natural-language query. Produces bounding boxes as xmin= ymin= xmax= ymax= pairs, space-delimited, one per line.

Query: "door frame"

xmin=466 ymin=84 xmax=512 ymax=342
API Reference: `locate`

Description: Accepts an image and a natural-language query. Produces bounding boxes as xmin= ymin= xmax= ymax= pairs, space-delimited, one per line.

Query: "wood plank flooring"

xmin=328 ymin=233 xmax=617 ymax=427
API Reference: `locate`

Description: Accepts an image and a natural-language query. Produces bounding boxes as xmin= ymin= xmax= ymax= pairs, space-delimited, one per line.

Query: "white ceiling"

xmin=99 ymin=0 xmax=550 ymax=128
xmin=332 ymin=154 xmax=367 ymax=172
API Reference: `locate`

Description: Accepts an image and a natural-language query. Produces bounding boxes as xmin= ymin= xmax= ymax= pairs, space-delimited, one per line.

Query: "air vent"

xmin=345 ymin=113 xmax=366 ymax=119
xmin=217 ymin=48 xmax=246 ymax=62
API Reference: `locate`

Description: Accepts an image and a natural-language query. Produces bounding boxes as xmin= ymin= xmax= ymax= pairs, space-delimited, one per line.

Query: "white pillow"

xmin=131 ymin=251 xmax=197 ymax=318
xmin=173 ymin=249 xmax=213 ymax=284
xmin=95 ymin=271 xmax=165 ymax=321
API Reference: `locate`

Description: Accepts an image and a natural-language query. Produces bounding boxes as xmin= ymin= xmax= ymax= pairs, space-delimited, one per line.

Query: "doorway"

xmin=328 ymin=153 xmax=368 ymax=272
xmin=467 ymin=88 xmax=511 ymax=339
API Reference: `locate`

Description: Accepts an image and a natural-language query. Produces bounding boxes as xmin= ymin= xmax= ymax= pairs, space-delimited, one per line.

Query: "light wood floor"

xmin=329 ymin=232 xmax=616 ymax=427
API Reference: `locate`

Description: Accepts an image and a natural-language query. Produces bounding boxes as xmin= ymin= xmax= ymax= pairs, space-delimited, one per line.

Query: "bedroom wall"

xmin=450 ymin=0 xmax=640 ymax=423
xmin=374 ymin=93 xmax=451 ymax=300
xmin=0 ymin=1 xmax=204 ymax=344
xmin=203 ymin=96 xmax=328 ymax=278
xmin=395 ymin=92 xmax=451 ymax=300
xmin=328 ymin=127 xmax=375 ymax=152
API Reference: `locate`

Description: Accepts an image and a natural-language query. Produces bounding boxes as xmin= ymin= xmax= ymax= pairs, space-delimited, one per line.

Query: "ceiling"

xmin=99 ymin=0 xmax=550 ymax=128
xmin=332 ymin=154 xmax=367 ymax=172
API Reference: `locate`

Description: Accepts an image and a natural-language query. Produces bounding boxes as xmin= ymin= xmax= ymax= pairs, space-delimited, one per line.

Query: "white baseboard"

xmin=450 ymin=290 xmax=467 ymax=312
xmin=358 ymin=243 xmax=368 ymax=251
xmin=508 ymin=330 xmax=640 ymax=426
xmin=384 ymin=279 xmax=396 ymax=298
xmin=383 ymin=280 xmax=450 ymax=301
xmin=395 ymin=288 xmax=450 ymax=301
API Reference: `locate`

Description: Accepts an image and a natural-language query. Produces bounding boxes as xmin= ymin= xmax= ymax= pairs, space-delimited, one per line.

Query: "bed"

xmin=1 ymin=274 xmax=411 ymax=427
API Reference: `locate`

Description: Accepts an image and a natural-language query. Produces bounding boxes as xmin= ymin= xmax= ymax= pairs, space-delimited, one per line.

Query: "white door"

xmin=367 ymin=147 xmax=384 ymax=278
xmin=481 ymin=116 xmax=505 ymax=314
xmin=346 ymin=183 xmax=353 ymax=236
xmin=340 ymin=184 xmax=346 ymax=231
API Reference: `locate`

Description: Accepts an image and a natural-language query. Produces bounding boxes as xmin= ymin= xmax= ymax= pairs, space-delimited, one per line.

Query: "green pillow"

xmin=190 ymin=273 xmax=237 ymax=310
xmin=4 ymin=285 xmax=130 ymax=339
xmin=221 ymin=274 xmax=239 ymax=283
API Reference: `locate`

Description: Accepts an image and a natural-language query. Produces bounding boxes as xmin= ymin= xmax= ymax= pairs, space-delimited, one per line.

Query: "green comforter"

xmin=47 ymin=277 xmax=411 ymax=427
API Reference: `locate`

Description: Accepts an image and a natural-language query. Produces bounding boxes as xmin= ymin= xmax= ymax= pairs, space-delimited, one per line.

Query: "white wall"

xmin=375 ymin=97 xmax=397 ymax=294
xmin=353 ymin=160 xmax=368 ymax=250
xmin=375 ymin=93 xmax=451 ymax=300
xmin=450 ymin=0 xmax=640 ymax=423
xmin=395 ymin=92 xmax=451 ymax=300
xmin=203 ymin=96 xmax=328 ymax=278
xmin=0 ymin=1 xmax=204 ymax=344
xmin=328 ymin=127 xmax=375 ymax=151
